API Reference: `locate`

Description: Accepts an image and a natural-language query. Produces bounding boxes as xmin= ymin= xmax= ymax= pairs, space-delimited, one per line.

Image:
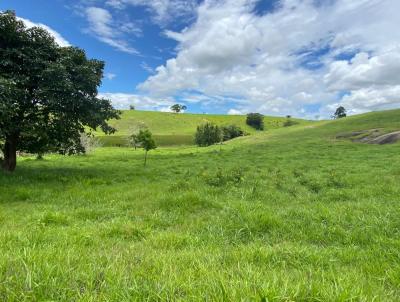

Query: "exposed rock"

xmin=368 ymin=131 xmax=400 ymax=145
xmin=336 ymin=129 xmax=400 ymax=144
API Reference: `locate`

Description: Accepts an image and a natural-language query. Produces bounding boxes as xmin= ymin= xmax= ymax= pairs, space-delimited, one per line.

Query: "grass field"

xmin=1 ymin=109 xmax=400 ymax=301
xmin=94 ymin=110 xmax=308 ymax=146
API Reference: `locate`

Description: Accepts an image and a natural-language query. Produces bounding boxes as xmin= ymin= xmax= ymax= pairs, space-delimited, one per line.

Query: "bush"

xmin=283 ymin=118 xmax=299 ymax=127
xmin=221 ymin=125 xmax=245 ymax=141
xmin=246 ymin=113 xmax=264 ymax=130
xmin=195 ymin=122 xmax=222 ymax=147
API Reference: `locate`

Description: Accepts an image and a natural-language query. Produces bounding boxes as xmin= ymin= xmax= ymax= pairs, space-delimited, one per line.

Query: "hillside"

xmin=1 ymin=109 xmax=400 ymax=300
xmin=95 ymin=110 xmax=309 ymax=146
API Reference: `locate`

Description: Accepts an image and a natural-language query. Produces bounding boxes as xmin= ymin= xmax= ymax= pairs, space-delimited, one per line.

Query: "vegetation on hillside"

xmin=95 ymin=110 xmax=307 ymax=147
xmin=1 ymin=109 xmax=400 ymax=300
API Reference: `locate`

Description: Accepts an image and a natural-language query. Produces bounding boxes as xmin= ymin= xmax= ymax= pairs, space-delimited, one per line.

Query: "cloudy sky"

xmin=2 ymin=0 xmax=400 ymax=118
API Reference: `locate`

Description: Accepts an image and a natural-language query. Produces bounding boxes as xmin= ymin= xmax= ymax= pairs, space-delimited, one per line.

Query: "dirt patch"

xmin=336 ymin=129 xmax=400 ymax=144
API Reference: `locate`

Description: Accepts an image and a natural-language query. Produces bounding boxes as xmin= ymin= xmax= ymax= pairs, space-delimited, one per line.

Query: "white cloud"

xmin=99 ymin=92 xmax=174 ymax=110
xmin=324 ymin=48 xmax=400 ymax=91
xmin=227 ymin=109 xmax=243 ymax=115
xmin=85 ymin=7 xmax=140 ymax=54
xmin=105 ymin=0 xmax=199 ymax=25
xmin=140 ymin=62 xmax=155 ymax=74
xmin=341 ymin=86 xmax=400 ymax=113
xmin=18 ymin=17 xmax=70 ymax=47
xmin=138 ymin=0 xmax=400 ymax=118
xmin=105 ymin=73 xmax=117 ymax=80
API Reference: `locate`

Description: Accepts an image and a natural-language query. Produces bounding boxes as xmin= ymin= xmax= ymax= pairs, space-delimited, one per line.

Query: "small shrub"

xmin=283 ymin=118 xmax=299 ymax=127
xmin=221 ymin=125 xmax=245 ymax=141
xmin=246 ymin=113 xmax=264 ymax=130
xmin=195 ymin=122 xmax=222 ymax=147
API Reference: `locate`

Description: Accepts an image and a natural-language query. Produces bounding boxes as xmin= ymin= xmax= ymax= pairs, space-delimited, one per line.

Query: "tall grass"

xmin=1 ymin=109 xmax=400 ymax=301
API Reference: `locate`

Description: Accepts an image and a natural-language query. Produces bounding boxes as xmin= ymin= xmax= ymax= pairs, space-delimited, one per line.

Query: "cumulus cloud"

xmin=18 ymin=17 xmax=70 ymax=47
xmin=99 ymin=92 xmax=174 ymax=110
xmin=85 ymin=7 xmax=140 ymax=54
xmin=138 ymin=0 xmax=400 ymax=117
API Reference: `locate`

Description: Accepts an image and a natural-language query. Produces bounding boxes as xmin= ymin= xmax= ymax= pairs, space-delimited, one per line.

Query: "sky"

xmin=1 ymin=0 xmax=400 ymax=118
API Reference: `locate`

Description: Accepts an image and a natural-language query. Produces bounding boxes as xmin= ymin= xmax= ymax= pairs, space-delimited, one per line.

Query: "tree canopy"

xmin=333 ymin=106 xmax=347 ymax=119
xmin=0 ymin=11 xmax=120 ymax=171
xmin=246 ymin=113 xmax=264 ymax=130
xmin=170 ymin=104 xmax=187 ymax=113
xmin=137 ymin=129 xmax=156 ymax=166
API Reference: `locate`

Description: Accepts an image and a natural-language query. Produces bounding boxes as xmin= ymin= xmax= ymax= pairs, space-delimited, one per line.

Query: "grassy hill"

xmin=1 ymin=109 xmax=400 ymax=300
xmin=95 ymin=110 xmax=309 ymax=146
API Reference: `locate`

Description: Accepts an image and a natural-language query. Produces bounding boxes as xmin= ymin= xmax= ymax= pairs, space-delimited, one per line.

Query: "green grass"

xmin=1 ymin=109 xmax=400 ymax=301
xmin=95 ymin=110 xmax=309 ymax=146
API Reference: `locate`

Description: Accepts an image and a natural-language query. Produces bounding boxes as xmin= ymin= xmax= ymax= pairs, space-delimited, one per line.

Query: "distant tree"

xmin=195 ymin=122 xmax=222 ymax=147
xmin=333 ymin=106 xmax=347 ymax=119
xmin=221 ymin=125 xmax=245 ymax=141
xmin=0 ymin=11 xmax=119 ymax=172
xmin=137 ymin=129 xmax=156 ymax=166
xmin=246 ymin=113 xmax=264 ymax=130
xmin=283 ymin=116 xmax=298 ymax=127
xmin=170 ymin=104 xmax=187 ymax=113
xmin=129 ymin=105 xmax=135 ymax=110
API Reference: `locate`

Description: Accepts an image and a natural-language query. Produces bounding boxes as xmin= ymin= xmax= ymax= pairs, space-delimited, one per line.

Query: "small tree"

xmin=170 ymin=104 xmax=187 ymax=113
xmin=333 ymin=106 xmax=347 ymax=119
xmin=195 ymin=122 xmax=222 ymax=147
xmin=137 ymin=129 xmax=156 ymax=166
xmin=246 ymin=113 xmax=264 ymax=130
xmin=129 ymin=105 xmax=135 ymax=110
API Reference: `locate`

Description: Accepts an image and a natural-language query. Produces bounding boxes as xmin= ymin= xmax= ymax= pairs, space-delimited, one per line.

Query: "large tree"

xmin=0 ymin=11 xmax=120 ymax=172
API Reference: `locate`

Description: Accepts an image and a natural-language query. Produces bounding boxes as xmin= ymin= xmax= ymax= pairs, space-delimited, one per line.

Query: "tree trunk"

xmin=144 ymin=150 xmax=147 ymax=167
xmin=1 ymin=136 xmax=17 ymax=172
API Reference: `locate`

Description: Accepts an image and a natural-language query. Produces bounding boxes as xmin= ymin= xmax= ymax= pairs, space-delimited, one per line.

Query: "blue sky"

xmin=2 ymin=0 xmax=400 ymax=118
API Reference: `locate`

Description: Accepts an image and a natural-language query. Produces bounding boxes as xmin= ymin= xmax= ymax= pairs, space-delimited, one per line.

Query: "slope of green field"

xmin=95 ymin=110 xmax=309 ymax=146
xmin=1 ymin=109 xmax=400 ymax=301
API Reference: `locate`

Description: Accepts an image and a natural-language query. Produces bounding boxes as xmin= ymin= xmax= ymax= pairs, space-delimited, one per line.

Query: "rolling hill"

xmin=94 ymin=110 xmax=310 ymax=146
xmin=1 ymin=109 xmax=400 ymax=301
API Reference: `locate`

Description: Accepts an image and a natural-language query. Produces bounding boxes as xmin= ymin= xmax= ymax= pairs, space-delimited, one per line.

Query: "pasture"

xmin=1 ymin=109 xmax=400 ymax=301
xmin=94 ymin=110 xmax=307 ymax=146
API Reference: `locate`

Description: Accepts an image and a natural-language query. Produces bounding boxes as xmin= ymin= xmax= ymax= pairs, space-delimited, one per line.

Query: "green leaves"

xmin=195 ymin=122 xmax=222 ymax=147
xmin=137 ymin=129 xmax=157 ymax=152
xmin=0 ymin=11 xmax=120 ymax=170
